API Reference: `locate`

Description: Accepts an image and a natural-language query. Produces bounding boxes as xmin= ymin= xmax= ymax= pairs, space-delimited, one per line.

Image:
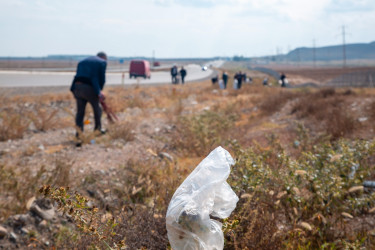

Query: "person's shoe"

xmin=94 ymin=129 xmax=107 ymax=136
xmin=75 ymin=140 xmax=82 ymax=147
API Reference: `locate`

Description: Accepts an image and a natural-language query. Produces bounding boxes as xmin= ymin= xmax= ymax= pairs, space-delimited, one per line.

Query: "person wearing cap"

xmin=70 ymin=52 xmax=107 ymax=141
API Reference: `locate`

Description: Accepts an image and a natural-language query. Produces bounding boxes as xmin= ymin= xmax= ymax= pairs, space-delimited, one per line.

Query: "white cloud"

xmin=0 ymin=0 xmax=374 ymax=57
xmin=327 ymin=0 xmax=375 ymax=12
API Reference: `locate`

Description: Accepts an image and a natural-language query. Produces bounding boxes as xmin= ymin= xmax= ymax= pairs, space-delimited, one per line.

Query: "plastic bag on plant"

xmin=166 ymin=146 xmax=239 ymax=250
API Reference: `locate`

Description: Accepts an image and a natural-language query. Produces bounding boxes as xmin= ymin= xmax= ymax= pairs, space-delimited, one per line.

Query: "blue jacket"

xmin=70 ymin=56 xmax=107 ymax=95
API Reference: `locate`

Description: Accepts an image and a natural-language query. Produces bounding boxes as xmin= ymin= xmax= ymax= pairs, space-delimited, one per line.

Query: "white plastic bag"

xmin=218 ymin=79 xmax=224 ymax=89
xmin=233 ymin=79 xmax=238 ymax=90
xmin=166 ymin=146 xmax=239 ymax=250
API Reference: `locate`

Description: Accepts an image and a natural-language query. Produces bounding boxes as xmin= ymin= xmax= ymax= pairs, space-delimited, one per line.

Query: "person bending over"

xmin=70 ymin=52 xmax=107 ymax=142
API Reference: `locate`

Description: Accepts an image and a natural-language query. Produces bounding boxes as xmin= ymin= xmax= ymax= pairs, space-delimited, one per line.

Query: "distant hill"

xmin=286 ymin=41 xmax=375 ymax=61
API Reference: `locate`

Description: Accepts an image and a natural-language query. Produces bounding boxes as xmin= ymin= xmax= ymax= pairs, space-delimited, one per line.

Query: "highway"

xmin=0 ymin=61 xmax=223 ymax=88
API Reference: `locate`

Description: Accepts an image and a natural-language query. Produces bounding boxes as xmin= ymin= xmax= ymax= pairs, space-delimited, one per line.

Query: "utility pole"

xmin=313 ymin=39 xmax=316 ymax=68
xmin=342 ymin=26 xmax=346 ymax=68
xmin=275 ymin=46 xmax=282 ymax=63
xmin=152 ymin=50 xmax=155 ymax=66
xmin=297 ymin=48 xmax=301 ymax=67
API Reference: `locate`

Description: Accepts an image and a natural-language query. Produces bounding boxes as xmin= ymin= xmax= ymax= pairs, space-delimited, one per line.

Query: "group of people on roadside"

xmin=170 ymin=65 xmax=187 ymax=84
xmin=262 ymin=72 xmax=287 ymax=87
xmin=211 ymin=72 xmax=228 ymax=89
xmin=212 ymin=71 xmax=287 ymax=90
xmin=70 ymin=53 xmax=288 ymax=146
xmin=70 ymin=54 xmax=193 ymax=147
xmin=213 ymin=71 xmax=253 ymax=90
xmin=233 ymin=71 xmax=252 ymax=89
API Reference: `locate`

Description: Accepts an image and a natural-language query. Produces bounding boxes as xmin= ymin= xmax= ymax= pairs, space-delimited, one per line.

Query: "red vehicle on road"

xmin=129 ymin=60 xmax=151 ymax=79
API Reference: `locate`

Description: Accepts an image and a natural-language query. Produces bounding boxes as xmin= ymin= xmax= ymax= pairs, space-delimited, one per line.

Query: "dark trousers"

xmin=171 ymin=74 xmax=177 ymax=84
xmin=237 ymin=80 xmax=242 ymax=89
xmin=73 ymin=83 xmax=102 ymax=132
xmin=181 ymin=76 xmax=185 ymax=84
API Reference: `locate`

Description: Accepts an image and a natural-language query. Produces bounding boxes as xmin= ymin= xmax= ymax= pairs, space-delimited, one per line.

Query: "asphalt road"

xmin=0 ymin=61 xmax=223 ymax=88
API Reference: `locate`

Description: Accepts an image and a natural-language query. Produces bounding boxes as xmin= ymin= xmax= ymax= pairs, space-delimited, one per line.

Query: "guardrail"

xmin=327 ymin=70 xmax=375 ymax=87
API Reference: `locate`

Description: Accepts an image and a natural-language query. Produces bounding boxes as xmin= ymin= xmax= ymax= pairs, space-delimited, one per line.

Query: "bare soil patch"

xmin=1 ymin=72 xmax=375 ymax=248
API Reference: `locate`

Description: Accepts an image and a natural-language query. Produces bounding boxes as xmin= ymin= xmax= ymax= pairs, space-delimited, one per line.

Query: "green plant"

xmin=39 ymin=185 xmax=125 ymax=249
xmin=228 ymin=138 xmax=375 ymax=248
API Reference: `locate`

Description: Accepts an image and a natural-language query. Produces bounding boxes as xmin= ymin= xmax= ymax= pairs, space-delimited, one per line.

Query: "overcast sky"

xmin=0 ymin=0 xmax=374 ymax=58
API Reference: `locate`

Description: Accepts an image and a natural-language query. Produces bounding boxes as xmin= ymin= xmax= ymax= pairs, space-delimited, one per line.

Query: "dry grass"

xmin=0 ymin=110 xmax=30 ymax=141
xmin=172 ymin=110 xmax=237 ymax=157
xmin=291 ymin=88 xmax=357 ymax=140
xmin=0 ymin=159 xmax=72 ymax=220
xmin=27 ymin=105 xmax=60 ymax=131
xmin=227 ymin=137 xmax=375 ymax=249
xmin=108 ymin=120 xmax=135 ymax=142
xmin=225 ymin=201 xmax=283 ymax=250
xmin=369 ymin=100 xmax=375 ymax=121
xmin=0 ymin=92 xmax=73 ymax=140
xmin=259 ymin=89 xmax=297 ymax=115
xmin=2 ymin=67 xmax=375 ymax=248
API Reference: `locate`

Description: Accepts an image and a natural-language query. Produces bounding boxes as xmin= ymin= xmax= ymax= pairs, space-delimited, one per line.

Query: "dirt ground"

xmin=1 ymin=82 xmax=373 ymax=184
xmin=268 ymin=66 xmax=375 ymax=85
xmin=1 ymin=65 xmax=374 ymax=183
xmin=2 ymin=64 xmax=375 ymax=248
xmin=0 ymin=88 xmax=173 ymax=178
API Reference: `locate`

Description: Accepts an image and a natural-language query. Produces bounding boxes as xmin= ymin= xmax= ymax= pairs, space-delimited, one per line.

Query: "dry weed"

xmin=225 ymin=201 xmax=282 ymax=250
xmin=0 ymin=159 xmax=72 ymax=220
xmin=291 ymin=88 xmax=357 ymax=140
xmin=173 ymin=110 xmax=236 ymax=157
xmin=108 ymin=121 xmax=135 ymax=142
xmin=0 ymin=110 xmax=30 ymax=141
xmin=259 ymin=90 xmax=297 ymax=115
xmin=28 ymin=105 xmax=60 ymax=131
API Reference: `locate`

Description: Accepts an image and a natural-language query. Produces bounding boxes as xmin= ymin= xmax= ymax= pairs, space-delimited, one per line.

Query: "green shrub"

xmin=226 ymin=138 xmax=375 ymax=249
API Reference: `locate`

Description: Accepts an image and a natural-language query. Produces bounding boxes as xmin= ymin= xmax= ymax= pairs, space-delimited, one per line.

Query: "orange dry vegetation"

xmin=271 ymin=66 xmax=375 ymax=84
xmin=1 ymin=66 xmax=375 ymax=248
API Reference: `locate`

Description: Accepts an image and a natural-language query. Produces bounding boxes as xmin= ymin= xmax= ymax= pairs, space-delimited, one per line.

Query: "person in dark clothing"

xmin=171 ymin=65 xmax=178 ymax=84
xmin=242 ymin=73 xmax=247 ymax=83
xmin=263 ymin=77 xmax=268 ymax=86
xmin=235 ymin=71 xmax=243 ymax=89
xmin=180 ymin=66 xmax=187 ymax=84
xmin=222 ymin=72 xmax=228 ymax=89
xmin=280 ymin=72 xmax=286 ymax=87
xmin=70 ymin=52 xmax=107 ymax=139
